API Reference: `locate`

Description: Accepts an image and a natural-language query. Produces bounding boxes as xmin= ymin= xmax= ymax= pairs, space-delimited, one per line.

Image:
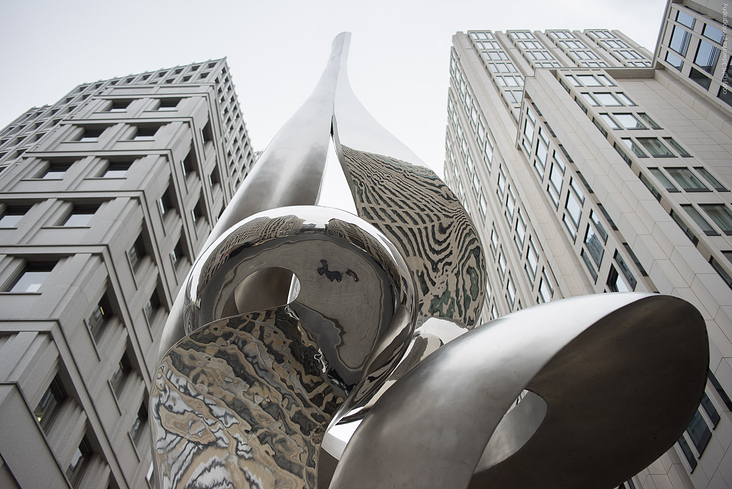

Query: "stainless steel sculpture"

xmin=151 ymin=32 xmax=709 ymax=489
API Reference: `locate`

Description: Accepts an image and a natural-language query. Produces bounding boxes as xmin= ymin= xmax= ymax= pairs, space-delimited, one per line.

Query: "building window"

xmin=565 ymin=191 xmax=582 ymax=227
xmin=665 ymin=51 xmax=684 ymax=70
xmin=34 ymin=375 xmax=66 ymax=433
xmin=526 ymin=237 xmax=539 ymax=280
xmin=157 ymin=98 xmax=181 ymax=111
xmin=170 ymin=238 xmax=187 ymax=270
xmin=181 ymin=150 xmax=197 ymax=177
xmin=77 ymin=127 xmax=105 ymax=142
xmin=681 ymin=204 xmax=713 ymax=233
xmin=686 ymin=410 xmax=712 ymax=455
xmin=41 ymin=162 xmax=72 ymax=179
xmin=584 ymin=224 xmax=604 ymax=267
xmin=62 ymin=204 xmax=99 ymax=227
xmin=7 ymin=261 xmax=56 ymax=293
xmin=664 ymin=137 xmax=689 ymax=156
xmin=132 ymin=126 xmax=160 ymax=141
xmin=621 ymin=138 xmax=646 ymax=158
xmin=695 ymin=40 xmax=721 ymax=75
xmin=538 ymin=272 xmax=553 ymax=303
xmin=606 ymin=264 xmax=630 ymax=292
xmin=649 ymin=168 xmax=678 ymax=192
xmin=157 ymin=186 xmax=174 ymax=219
xmin=498 ymin=249 xmax=507 ymax=277
xmin=671 ymin=210 xmax=699 ymax=245
xmin=700 ymin=204 xmax=732 ymax=234
xmin=580 ymin=249 xmax=599 ymax=282
xmin=695 ymin=167 xmax=727 ymax=191
xmin=100 ymin=159 xmax=132 ymax=178
xmin=111 ymin=352 xmax=132 ymax=398
xmin=600 ymin=113 xmax=620 ymax=129
xmin=718 ymin=84 xmax=732 ymax=107
xmin=128 ymin=235 xmax=147 ymax=271
xmin=88 ymin=293 xmax=112 ymax=343
xmin=66 ymin=436 xmax=92 ymax=487
xmin=676 ymin=10 xmax=695 ymax=29
xmin=677 ymin=435 xmax=698 ymax=470
xmin=144 ymin=288 xmax=162 ymax=327
xmin=614 ymin=113 xmax=645 ymax=130
xmin=0 ymin=204 xmax=31 ymax=228
xmin=107 ymin=99 xmax=132 ymax=112
xmin=666 ymin=168 xmax=708 ymax=191
xmin=614 ymin=250 xmax=637 ymax=290
xmin=689 ymin=68 xmax=712 ymax=89
xmin=129 ymin=402 xmax=148 ymax=446
xmin=669 ymin=25 xmax=691 ymax=56
xmin=594 ymin=93 xmax=622 ymax=106
xmin=637 ymin=138 xmax=673 ymax=157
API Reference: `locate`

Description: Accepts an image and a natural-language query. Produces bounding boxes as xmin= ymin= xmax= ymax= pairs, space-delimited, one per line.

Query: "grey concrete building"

xmin=444 ymin=1 xmax=732 ymax=488
xmin=0 ymin=59 xmax=255 ymax=488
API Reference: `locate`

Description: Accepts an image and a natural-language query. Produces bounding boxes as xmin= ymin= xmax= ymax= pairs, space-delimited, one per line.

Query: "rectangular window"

xmin=526 ymin=237 xmax=539 ymax=279
xmin=700 ymin=204 xmax=732 ymax=234
xmin=689 ymin=68 xmax=712 ymax=89
xmin=589 ymin=211 xmax=608 ymax=242
xmin=614 ymin=250 xmax=637 ymax=290
xmin=695 ymin=167 xmax=727 ymax=191
xmin=77 ymin=127 xmax=105 ymax=142
xmin=538 ymin=271 xmax=553 ymax=303
xmin=695 ymin=40 xmax=721 ymax=74
xmin=88 ymin=293 xmax=112 ymax=342
xmin=666 ymin=168 xmax=709 ymax=191
xmin=637 ymin=138 xmax=673 ymax=157
xmin=687 ymin=410 xmax=712 ymax=455
xmin=582 ymin=93 xmax=599 ymax=107
xmin=669 ymin=26 xmax=691 ymax=56
xmin=671 ymin=210 xmax=699 ymax=245
xmin=615 ymin=113 xmax=645 ymax=130
xmin=171 ymin=238 xmax=186 ymax=270
xmin=107 ymin=99 xmax=132 ymax=112
xmin=607 ymin=264 xmax=630 ymax=292
xmin=498 ymin=249 xmax=507 ymax=277
xmin=158 ymin=187 xmax=174 ymax=218
xmin=128 ymin=235 xmax=146 ymax=271
xmin=132 ymin=126 xmax=159 ymax=141
xmin=663 ymin=137 xmax=689 ymax=156
xmin=649 ymin=168 xmax=678 ymax=192
xmin=129 ymin=403 xmax=148 ymax=445
xmin=515 ymin=210 xmax=526 ymax=249
xmin=681 ymin=204 xmax=719 ymax=236
xmin=581 ymin=249 xmax=599 ymax=282
xmin=665 ymin=51 xmax=684 ymax=70
xmin=62 ymin=204 xmax=99 ymax=227
xmin=34 ymin=375 xmax=66 ymax=433
xmin=42 ymin=162 xmax=72 ymax=179
xmin=622 ymin=138 xmax=646 ymax=158
xmin=157 ymin=98 xmax=181 ymax=111
xmin=595 ymin=93 xmax=622 ymax=106
xmin=102 ymin=159 xmax=133 ymax=178
xmin=677 ymin=435 xmax=698 ymax=470
xmin=639 ymin=172 xmax=662 ymax=201
xmin=66 ymin=436 xmax=92 ymax=486
xmin=584 ymin=224 xmax=604 ymax=266
xmin=0 ymin=204 xmax=31 ymax=228
xmin=600 ymin=113 xmax=620 ymax=129
xmin=111 ymin=352 xmax=132 ymax=397
xmin=8 ymin=261 xmax=56 ymax=293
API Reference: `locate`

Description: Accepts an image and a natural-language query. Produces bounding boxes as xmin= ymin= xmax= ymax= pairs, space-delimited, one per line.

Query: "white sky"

xmin=0 ymin=0 xmax=667 ymax=174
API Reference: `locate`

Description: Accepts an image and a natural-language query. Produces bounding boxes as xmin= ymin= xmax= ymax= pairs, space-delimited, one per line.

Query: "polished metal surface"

xmin=329 ymin=293 xmax=709 ymax=489
xmin=330 ymin=35 xmax=486 ymax=328
xmin=151 ymin=206 xmax=416 ymax=488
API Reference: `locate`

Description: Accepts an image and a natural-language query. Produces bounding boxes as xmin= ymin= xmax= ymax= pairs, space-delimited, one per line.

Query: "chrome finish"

xmin=331 ymin=37 xmax=486 ymax=328
xmin=151 ymin=206 xmax=416 ymax=488
xmin=329 ymin=293 xmax=709 ymax=489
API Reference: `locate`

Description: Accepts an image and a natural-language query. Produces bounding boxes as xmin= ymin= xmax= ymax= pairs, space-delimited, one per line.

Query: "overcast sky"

xmin=0 ymin=0 xmax=667 ymax=173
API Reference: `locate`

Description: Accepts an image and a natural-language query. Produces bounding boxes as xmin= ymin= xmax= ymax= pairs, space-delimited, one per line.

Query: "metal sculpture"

xmin=151 ymin=32 xmax=709 ymax=489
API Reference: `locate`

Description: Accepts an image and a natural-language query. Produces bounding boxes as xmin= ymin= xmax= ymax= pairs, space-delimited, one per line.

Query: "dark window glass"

xmin=614 ymin=250 xmax=637 ymax=291
xmin=682 ymin=204 xmax=718 ymax=235
xmin=9 ymin=261 xmax=56 ymax=293
xmin=63 ymin=204 xmax=99 ymax=227
xmin=66 ymin=437 xmax=92 ymax=486
xmin=42 ymin=162 xmax=72 ymax=179
xmin=649 ymin=168 xmax=678 ymax=192
xmin=708 ymin=370 xmax=732 ymax=410
xmin=695 ymin=167 xmax=727 ymax=191
xmin=88 ymin=294 xmax=112 ymax=342
xmin=129 ymin=235 xmax=146 ymax=271
xmin=111 ymin=353 xmax=131 ymax=397
xmin=700 ymin=204 xmax=732 ymax=234
xmin=686 ymin=410 xmax=711 ymax=454
xmin=103 ymin=160 xmax=132 ymax=178
xmin=129 ymin=403 xmax=148 ymax=445
xmin=670 ymin=210 xmax=699 ymax=245
xmin=690 ymin=67 xmax=712 ymax=89
xmin=0 ymin=205 xmax=31 ymax=228
xmin=34 ymin=376 xmax=66 ymax=433
xmin=637 ymin=138 xmax=674 ymax=157
xmin=677 ymin=436 xmax=697 ymax=470
xmin=667 ymin=168 xmax=709 ymax=191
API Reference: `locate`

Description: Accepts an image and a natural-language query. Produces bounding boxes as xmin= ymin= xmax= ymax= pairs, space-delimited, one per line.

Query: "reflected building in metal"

xmin=444 ymin=1 xmax=732 ymax=488
xmin=150 ymin=31 xmax=709 ymax=489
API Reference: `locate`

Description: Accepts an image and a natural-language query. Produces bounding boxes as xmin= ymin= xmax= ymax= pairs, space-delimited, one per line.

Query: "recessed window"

xmin=669 ymin=25 xmax=691 ymax=56
xmin=637 ymin=113 xmax=661 ymax=129
xmin=666 ymin=168 xmax=709 ymax=191
xmin=144 ymin=288 xmax=162 ymax=326
xmin=111 ymin=352 xmax=132 ymax=397
xmin=181 ymin=150 xmax=197 ymax=177
xmin=62 ymin=204 xmax=99 ymax=227
xmin=88 ymin=293 xmax=112 ymax=342
xmin=41 ymin=162 xmax=72 ymax=179
xmin=637 ymin=138 xmax=674 ymax=157
xmin=695 ymin=167 xmax=728 ymax=191
xmin=77 ymin=127 xmax=105 ymax=142
xmin=128 ymin=235 xmax=147 ymax=271
xmin=8 ymin=261 xmax=57 ymax=293
xmin=621 ymin=138 xmax=646 ymax=158
xmin=157 ymin=98 xmax=181 ymax=111
xmin=66 ymin=436 xmax=92 ymax=486
xmin=694 ymin=40 xmax=720 ymax=74
xmin=595 ymin=93 xmax=622 ymax=106
xmin=102 ymin=160 xmax=133 ymax=178
xmin=649 ymin=168 xmax=679 ymax=192
xmin=600 ymin=113 xmax=620 ymax=129
xmin=201 ymin=121 xmax=214 ymax=143
xmin=607 ymin=264 xmax=630 ymax=292
xmin=676 ymin=10 xmax=695 ymax=29
xmin=0 ymin=204 xmax=31 ymax=228
xmin=157 ymin=187 xmax=174 ymax=219
xmin=129 ymin=402 xmax=148 ymax=446
xmin=689 ymin=68 xmax=712 ymax=89
xmin=107 ymin=99 xmax=132 ymax=112
xmin=34 ymin=375 xmax=66 ymax=433
xmin=700 ymin=204 xmax=732 ymax=234
xmin=132 ymin=126 xmax=159 ymax=141
xmin=171 ymin=238 xmax=187 ymax=270
xmin=577 ymin=75 xmax=601 ymax=86
xmin=682 ymin=204 xmax=717 ymax=235
xmin=703 ymin=23 xmax=724 ymax=44
xmin=584 ymin=224 xmax=604 ymax=266
xmin=615 ymin=113 xmax=645 ymax=129
xmin=565 ymin=191 xmax=582 ymax=227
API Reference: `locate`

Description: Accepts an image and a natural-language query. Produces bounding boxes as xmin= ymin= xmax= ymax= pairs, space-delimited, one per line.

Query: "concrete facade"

xmin=0 ymin=59 xmax=255 ymax=488
xmin=445 ymin=2 xmax=732 ymax=488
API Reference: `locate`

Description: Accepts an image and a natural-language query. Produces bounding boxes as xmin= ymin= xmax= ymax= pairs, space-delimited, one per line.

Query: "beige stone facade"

xmin=445 ymin=2 xmax=732 ymax=488
xmin=0 ymin=59 xmax=255 ymax=488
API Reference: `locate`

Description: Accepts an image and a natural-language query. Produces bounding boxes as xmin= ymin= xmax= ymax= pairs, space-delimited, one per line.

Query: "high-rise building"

xmin=444 ymin=1 xmax=732 ymax=488
xmin=0 ymin=59 xmax=255 ymax=488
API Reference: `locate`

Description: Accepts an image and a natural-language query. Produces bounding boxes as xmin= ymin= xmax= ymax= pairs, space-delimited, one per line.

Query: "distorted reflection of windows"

xmin=666 ymin=168 xmax=708 ymax=191
xmin=694 ymin=40 xmax=720 ymax=74
xmin=669 ymin=26 xmax=691 ymax=56
xmin=701 ymin=204 xmax=732 ymax=234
